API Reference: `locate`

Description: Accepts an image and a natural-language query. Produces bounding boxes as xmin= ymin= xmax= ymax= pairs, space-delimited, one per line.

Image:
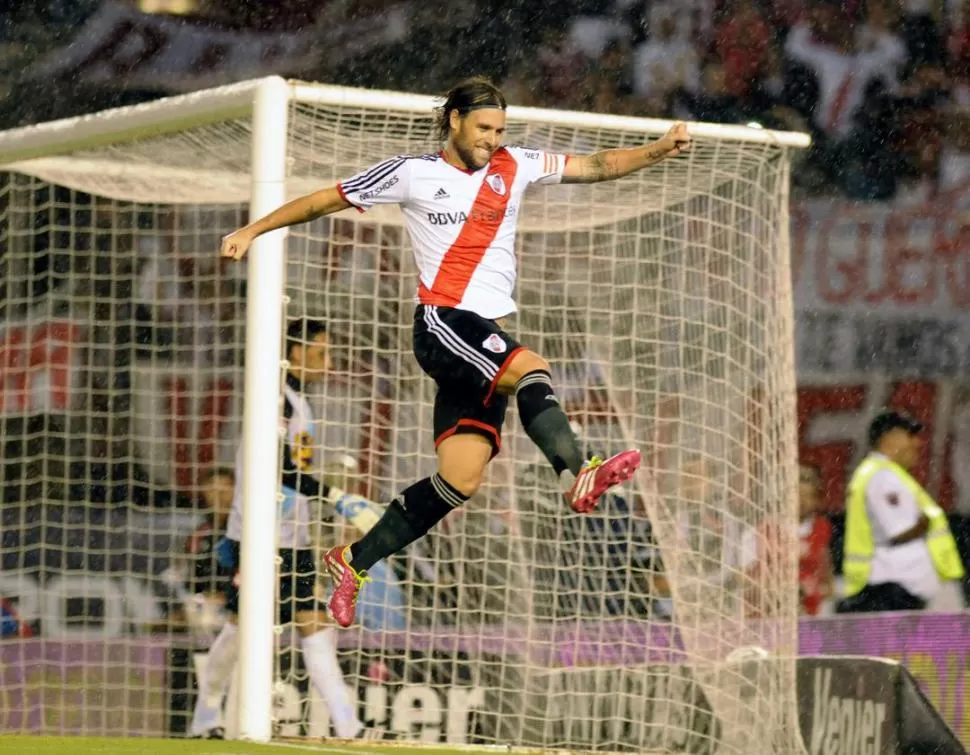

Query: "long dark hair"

xmin=434 ymin=76 xmax=507 ymax=141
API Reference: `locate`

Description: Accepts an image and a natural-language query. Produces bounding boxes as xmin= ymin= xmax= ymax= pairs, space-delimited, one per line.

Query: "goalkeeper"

xmin=189 ymin=317 xmax=366 ymax=740
xmin=221 ymin=76 xmax=691 ymax=628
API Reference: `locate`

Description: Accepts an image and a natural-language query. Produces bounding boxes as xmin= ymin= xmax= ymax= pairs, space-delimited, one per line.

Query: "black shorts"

xmin=412 ymin=304 xmax=524 ymax=456
xmin=222 ymin=540 xmax=322 ymax=625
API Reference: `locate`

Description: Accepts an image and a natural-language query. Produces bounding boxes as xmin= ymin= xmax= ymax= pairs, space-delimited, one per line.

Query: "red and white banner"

xmin=792 ymin=199 xmax=970 ymax=512
xmin=132 ymin=362 xmax=242 ymax=489
xmin=792 ymin=198 xmax=970 ymax=377
xmin=30 ymin=3 xmax=411 ymax=93
xmin=0 ymin=320 xmax=84 ymax=417
xmin=130 ymin=357 xmax=389 ymax=498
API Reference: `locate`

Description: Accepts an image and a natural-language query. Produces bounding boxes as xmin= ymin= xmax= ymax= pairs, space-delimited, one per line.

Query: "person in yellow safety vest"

xmin=838 ymin=409 xmax=965 ymax=613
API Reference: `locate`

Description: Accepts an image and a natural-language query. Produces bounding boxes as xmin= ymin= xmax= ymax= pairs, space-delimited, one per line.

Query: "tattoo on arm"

xmin=564 ymin=141 xmax=674 ymax=184
xmin=587 ymin=152 xmax=613 ymax=182
xmin=302 ymin=195 xmax=332 ymax=222
xmin=563 ymin=152 xmax=616 ymax=184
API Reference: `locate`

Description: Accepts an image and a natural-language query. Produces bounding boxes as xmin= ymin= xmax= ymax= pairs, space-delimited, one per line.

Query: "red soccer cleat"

xmin=324 ymin=546 xmax=368 ymax=628
xmin=566 ymin=449 xmax=641 ymax=513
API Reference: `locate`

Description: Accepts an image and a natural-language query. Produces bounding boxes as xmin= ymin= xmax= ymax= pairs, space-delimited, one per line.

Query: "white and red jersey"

xmin=336 ymin=146 xmax=568 ymax=319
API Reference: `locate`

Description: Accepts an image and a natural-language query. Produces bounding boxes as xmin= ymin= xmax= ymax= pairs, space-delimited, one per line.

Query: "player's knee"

xmin=500 ymin=350 xmax=550 ymax=391
xmin=439 ymin=468 xmax=483 ymax=498
xmin=437 ymin=433 xmax=492 ymax=497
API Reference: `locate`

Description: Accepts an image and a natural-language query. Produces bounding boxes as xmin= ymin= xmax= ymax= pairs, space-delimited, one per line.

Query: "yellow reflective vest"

xmin=843 ymin=455 xmax=964 ymax=597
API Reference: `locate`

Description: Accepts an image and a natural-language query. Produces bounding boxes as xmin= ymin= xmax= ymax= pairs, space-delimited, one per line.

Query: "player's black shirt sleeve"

xmin=279 ymin=374 xmax=330 ymax=500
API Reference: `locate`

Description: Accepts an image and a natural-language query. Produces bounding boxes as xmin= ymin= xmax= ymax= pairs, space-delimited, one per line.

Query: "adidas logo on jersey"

xmin=433 ymin=187 xmax=449 ymax=200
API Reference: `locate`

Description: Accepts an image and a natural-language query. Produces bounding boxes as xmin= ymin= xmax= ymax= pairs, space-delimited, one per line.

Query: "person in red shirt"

xmin=714 ymin=0 xmax=774 ymax=100
xmin=741 ymin=463 xmax=835 ymax=618
xmin=797 ymin=463 xmax=834 ymax=615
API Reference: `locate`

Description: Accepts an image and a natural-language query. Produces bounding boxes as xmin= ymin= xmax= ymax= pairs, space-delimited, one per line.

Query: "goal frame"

xmin=0 ymin=75 xmax=811 ymax=744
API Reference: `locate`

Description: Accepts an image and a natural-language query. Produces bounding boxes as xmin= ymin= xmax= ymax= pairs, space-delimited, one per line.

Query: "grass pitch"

xmin=0 ymin=737 xmax=526 ymax=755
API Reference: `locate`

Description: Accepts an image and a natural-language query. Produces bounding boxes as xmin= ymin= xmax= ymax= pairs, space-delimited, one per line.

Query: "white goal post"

xmin=0 ymin=76 xmax=810 ymax=751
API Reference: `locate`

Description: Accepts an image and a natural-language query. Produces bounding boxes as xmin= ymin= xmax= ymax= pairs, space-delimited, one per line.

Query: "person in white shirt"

xmin=189 ymin=318 xmax=367 ymax=740
xmin=631 ymin=10 xmax=700 ymax=112
xmin=854 ymin=0 xmax=907 ymax=78
xmin=947 ymin=389 xmax=970 ymax=606
xmin=219 ymin=76 xmax=690 ymax=629
xmin=784 ymin=1 xmax=901 ymax=144
xmin=838 ymin=409 xmax=965 ymax=613
xmin=674 ymin=458 xmax=759 ymax=615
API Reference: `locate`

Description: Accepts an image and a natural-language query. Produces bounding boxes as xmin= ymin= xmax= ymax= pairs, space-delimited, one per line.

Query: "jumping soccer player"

xmin=189 ymin=318 xmax=368 ymax=739
xmin=221 ymin=77 xmax=691 ymax=628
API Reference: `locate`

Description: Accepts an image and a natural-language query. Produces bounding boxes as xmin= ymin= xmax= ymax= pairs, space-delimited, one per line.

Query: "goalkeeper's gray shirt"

xmin=226 ymin=380 xmax=315 ymax=549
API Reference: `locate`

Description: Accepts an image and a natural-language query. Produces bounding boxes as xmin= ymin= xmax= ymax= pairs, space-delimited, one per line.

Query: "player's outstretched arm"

xmin=221 ymin=186 xmax=351 ymax=261
xmin=562 ymin=122 xmax=691 ymax=185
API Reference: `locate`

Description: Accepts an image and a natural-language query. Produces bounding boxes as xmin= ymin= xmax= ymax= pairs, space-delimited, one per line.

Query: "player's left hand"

xmin=220 ymin=228 xmax=255 ymax=261
xmin=659 ymin=122 xmax=691 ymax=157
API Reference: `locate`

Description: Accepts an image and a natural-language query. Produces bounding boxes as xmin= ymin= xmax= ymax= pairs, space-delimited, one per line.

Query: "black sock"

xmin=515 ymin=370 xmax=585 ymax=477
xmin=348 ymin=473 xmax=468 ymax=572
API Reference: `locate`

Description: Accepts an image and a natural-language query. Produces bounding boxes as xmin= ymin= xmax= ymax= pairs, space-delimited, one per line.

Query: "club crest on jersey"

xmin=483 ymin=334 xmax=507 ymax=353
xmin=485 ymin=174 xmax=506 ymax=196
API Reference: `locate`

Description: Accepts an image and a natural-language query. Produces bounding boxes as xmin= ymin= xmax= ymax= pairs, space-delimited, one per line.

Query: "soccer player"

xmin=189 ymin=317 xmax=366 ymax=739
xmin=169 ymin=467 xmax=236 ymax=636
xmin=221 ymin=77 xmax=691 ymax=628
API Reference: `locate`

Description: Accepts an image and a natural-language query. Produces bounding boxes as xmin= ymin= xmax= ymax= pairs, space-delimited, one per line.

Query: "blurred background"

xmin=3 ymin=0 xmax=970 ymax=204
xmin=1 ymin=0 xmax=969 ymax=748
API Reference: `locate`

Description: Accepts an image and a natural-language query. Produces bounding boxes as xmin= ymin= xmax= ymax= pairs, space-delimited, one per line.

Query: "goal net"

xmin=0 ymin=77 xmax=808 ymax=753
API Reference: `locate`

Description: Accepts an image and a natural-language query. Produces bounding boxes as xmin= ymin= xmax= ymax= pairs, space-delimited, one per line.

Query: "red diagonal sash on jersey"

xmin=419 ymin=149 xmax=518 ymax=307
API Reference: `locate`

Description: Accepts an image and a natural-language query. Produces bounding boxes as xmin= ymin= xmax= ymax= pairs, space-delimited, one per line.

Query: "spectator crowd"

xmin=509 ymin=0 xmax=969 ymax=202
xmin=2 ymin=0 xmax=970 ymax=202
